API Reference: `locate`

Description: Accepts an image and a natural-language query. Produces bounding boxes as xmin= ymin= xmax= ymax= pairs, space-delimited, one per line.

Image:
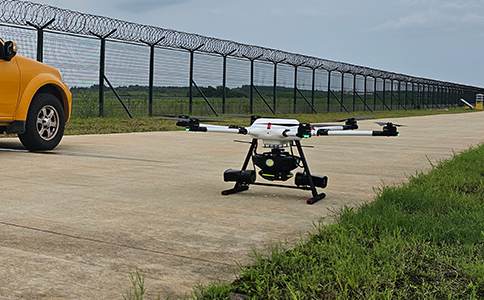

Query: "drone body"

xmin=176 ymin=116 xmax=400 ymax=204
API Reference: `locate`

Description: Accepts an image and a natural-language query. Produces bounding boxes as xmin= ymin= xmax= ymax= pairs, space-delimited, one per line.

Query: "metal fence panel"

xmin=1 ymin=0 xmax=483 ymax=117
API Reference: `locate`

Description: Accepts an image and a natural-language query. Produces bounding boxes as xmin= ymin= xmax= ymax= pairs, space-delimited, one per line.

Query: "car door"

xmin=0 ymin=54 xmax=20 ymax=119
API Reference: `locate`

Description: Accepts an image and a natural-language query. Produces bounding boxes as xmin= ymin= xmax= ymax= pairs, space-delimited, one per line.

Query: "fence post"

xmin=437 ymin=85 xmax=440 ymax=107
xmin=454 ymin=88 xmax=457 ymax=106
xmin=397 ymin=81 xmax=401 ymax=110
xmin=90 ymin=29 xmax=117 ymax=117
xmin=447 ymin=87 xmax=451 ymax=107
xmin=214 ymin=50 xmax=237 ymax=115
xmin=189 ymin=51 xmax=194 ymax=114
xmin=423 ymin=84 xmax=426 ymax=108
xmin=418 ymin=84 xmax=422 ymax=108
xmin=420 ymin=84 xmax=424 ymax=108
xmin=181 ymin=44 xmax=204 ymax=115
xmin=445 ymin=87 xmax=449 ymax=107
xmin=382 ymin=78 xmax=386 ymax=110
xmin=415 ymin=84 xmax=419 ymax=108
xmin=411 ymin=82 xmax=415 ymax=109
xmin=250 ymin=59 xmax=255 ymax=114
xmin=293 ymin=65 xmax=298 ymax=113
xmin=270 ymin=58 xmax=285 ymax=114
xmin=443 ymin=86 xmax=447 ymax=107
xmin=403 ymin=81 xmax=408 ymax=109
xmin=426 ymin=85 xmax=430 ymax=108
xmin=340 ymin=72 xmax=344 ymax=112
xmin=418 ymin=83 xmax=424 ymax=109
xmin=439 ymin=86 xmax=443 ymax=108
xmin=397 ymin=80 xmax=401 ymax=109
xmin=242 ymin=54 xmax=263 ymax=115
xmin=352 ymin=73 xmax=356 ymax=112
xmin=373 ymin=77 xmax=377 ymax=111
xmin=449 ymin=88 xmax=452 ymax=106
xmin=311 ymin=68 xmax=316 ymax=112
xmin=364 ymin=75 xmax=368 ymax=111
xmin=444 ymin=86 xmax=448 ymax=107
xmin=222 ymin=55 xmax=227 ymax=114
xmin=27 ymin=18 xmax=55 ymax=62
xmin=272 ymin=63 xmax=277 ymax=113
xmin=390 ymin=79 xmax=394 ymax=110
xmin=215 ymin=50 xmax=236 ymax=115
xmin=421 ymin=84 xmax=424 ymax=108
xmin=141 ymin=37 xmax=165 ymax=117
xmin=327 ymin=70 xmax=332 ymax=112
xmin=434 ymin=85 xmax=438 ymax=108
xmin=427 ymin=85 xmax=431 ymax=108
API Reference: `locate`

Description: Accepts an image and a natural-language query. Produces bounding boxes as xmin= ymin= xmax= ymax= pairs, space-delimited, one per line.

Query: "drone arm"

xmin=312 ymin=125 xmax=345 ymax=131
xmin=316 ymin=129 xmax=398 ymax=137
xmin=186 ymin=124 xmax=248 ymax=135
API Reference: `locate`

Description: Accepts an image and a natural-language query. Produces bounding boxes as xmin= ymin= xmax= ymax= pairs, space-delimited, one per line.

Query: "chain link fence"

xmin=1 ymin=0 xmax=482 ymax=118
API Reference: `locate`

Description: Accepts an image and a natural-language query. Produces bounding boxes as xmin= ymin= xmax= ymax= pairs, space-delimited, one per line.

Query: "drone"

xmin=175 ymin=115 xmax=401 ymax=205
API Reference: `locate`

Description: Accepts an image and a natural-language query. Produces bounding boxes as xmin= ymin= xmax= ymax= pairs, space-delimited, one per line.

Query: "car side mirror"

xmin=2 ymin=41 xmax=17 ymax=61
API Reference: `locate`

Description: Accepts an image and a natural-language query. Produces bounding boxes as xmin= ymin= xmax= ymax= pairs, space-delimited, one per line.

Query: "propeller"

xmin=375 ymin=121 xmax=406 ymax=127
xmin=336 ymin=116 xmax=371 ymax=122
xmin=175 ymin=116 xmax=200 ymax=128
xmin=312 ymin=116 xmax=371 ymax=127
xmin=156 ymin=114 xmax=226 ymax=123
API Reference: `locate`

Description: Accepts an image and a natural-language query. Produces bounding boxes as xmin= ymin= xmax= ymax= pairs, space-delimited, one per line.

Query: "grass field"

xmin=191 ymin=144 xmax=484 ymax=299
xmin=65 ymin=107 xmax=471 ymax=135
xmin=121 ymin=144 xmax=484 ymax=299
xmin=71 ymin=86 xmax=454 ymax=118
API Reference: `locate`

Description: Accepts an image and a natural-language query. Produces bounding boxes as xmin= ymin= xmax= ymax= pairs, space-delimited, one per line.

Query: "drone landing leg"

xmin=222 ymin=139 xmax=258 ymax=196
xmin=295 ymin=141 xmax=326 ymax=205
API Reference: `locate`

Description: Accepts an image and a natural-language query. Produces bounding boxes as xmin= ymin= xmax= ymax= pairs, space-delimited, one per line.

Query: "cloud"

xmin=117 ymin=0 xmax=192 ymax=12
xmin=372 ymin=0 xmax=484 ymax=31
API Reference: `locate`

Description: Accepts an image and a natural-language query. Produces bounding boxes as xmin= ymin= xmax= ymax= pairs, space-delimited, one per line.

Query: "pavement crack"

xmin=0 ymin=221 xmax=233 ymax=267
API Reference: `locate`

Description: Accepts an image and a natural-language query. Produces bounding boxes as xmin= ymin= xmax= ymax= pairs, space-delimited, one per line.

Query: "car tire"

xmin=18 ymin=93 xmax=65 ymax=151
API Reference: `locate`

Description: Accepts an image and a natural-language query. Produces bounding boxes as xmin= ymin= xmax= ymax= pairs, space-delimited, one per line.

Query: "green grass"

xmin=194 ymin=144 xmax=484 ymax=299
xmin=64 ymin=107 xmax=472 ymax=135
xmin=65 ymin=117 xmax=180 ymax=135
xmin=71 ymin=86 xmax=457 ymax=118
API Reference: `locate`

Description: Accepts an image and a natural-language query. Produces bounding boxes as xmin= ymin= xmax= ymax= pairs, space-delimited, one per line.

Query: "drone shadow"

xmin=229 ymin=186 xmax=318 ymax=204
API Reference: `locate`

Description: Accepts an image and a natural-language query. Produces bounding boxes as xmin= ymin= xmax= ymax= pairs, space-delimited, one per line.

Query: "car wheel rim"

xmin=36 ymin=105 xmax=59 ymax=141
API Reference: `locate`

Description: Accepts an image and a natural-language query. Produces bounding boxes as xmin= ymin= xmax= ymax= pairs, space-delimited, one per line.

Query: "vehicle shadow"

xmin=0 ymin=139 xmax=26 ymax=152
xmin=0 ymin=139 xmax=171 ymax=164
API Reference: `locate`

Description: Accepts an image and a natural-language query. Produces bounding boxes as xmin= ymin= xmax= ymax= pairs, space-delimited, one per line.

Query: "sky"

xmin=32 ymin=0 xmax=484 ymax=87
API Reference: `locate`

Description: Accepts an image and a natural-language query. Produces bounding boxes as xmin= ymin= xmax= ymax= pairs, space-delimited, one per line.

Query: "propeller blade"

xmin=156 ymin=114 xmax=225 ymax=123
xmin=336 ymin=116 xmax=372 ymax=122
xmin=375 ymin=121 xmax=406 ymax=127
xmin=233 ymin=139 xmax=253 ymax=144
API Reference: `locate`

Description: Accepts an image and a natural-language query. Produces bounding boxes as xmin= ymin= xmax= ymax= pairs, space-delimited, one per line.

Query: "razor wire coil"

xmin=0 ymin=0 xmax=480 ymax=90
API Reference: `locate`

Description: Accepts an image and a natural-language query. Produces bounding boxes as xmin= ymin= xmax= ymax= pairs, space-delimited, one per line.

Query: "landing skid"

xmin=221 ymin=185 xmax=249 ymax=195
xmin=307 ymin=192 xmax=326 ymax=205
xmin=221 ymin=139 xmax=327 ymax=205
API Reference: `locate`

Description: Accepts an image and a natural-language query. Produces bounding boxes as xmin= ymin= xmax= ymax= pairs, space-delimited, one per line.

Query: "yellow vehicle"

xmin=0 ymin=39 xmax=72 ymax=151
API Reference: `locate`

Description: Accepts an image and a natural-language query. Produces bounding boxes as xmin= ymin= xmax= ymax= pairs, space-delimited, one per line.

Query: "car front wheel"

xmin=19 ymin=93 xmax=65 ymax=151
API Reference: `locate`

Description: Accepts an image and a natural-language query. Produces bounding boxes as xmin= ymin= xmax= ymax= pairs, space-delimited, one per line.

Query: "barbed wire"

xmin=0 ymin=0 xmax=481 ymax=90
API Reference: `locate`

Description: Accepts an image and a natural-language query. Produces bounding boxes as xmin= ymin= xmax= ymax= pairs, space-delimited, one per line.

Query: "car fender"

xmin=14 ymin=73 xmax=72 ymax=121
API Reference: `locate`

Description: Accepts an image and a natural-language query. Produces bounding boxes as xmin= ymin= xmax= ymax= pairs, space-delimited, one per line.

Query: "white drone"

xmin=176 ymin=115 xmax=401 ymax=204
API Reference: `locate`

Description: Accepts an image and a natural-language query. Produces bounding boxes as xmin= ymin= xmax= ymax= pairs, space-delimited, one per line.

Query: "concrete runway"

xmin=0 ymin=112 xmax=483 ymax=299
